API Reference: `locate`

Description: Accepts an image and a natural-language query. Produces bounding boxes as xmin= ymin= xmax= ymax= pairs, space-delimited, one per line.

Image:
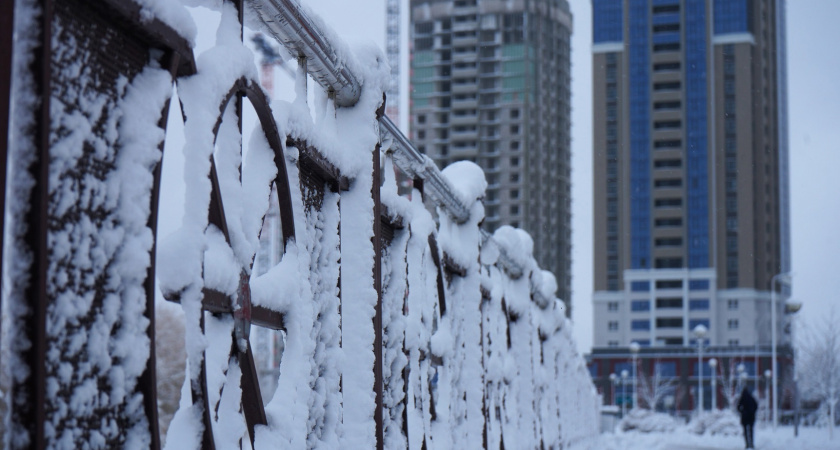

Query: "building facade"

xmin=589 ymin=0 xmax=792 ymax=412
xmin=409 ymin=0 xmax=574 ymax=313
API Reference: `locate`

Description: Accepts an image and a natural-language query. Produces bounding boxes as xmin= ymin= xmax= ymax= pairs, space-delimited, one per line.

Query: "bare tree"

xmin=718 ymin=358 xmax=749 ymax=412
xmin=637 ymin=361 xmax=677 ymax=411
xmin=797 ymin=308 xmax=840 ymax=439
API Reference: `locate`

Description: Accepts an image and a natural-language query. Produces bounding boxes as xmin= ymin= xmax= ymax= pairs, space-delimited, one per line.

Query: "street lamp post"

xmin=630 ymin=341 xmax=641 ymax=411
xmin=693 ymin=324 xmax=708 ymax=413
xmin=786 ymin=298 xmax=803 ymax=437
xmin=765 ymin=370 xmax=772 ymax=424
xmin=709 ymin=358 xmax=718 ymax=411
xmin=621 ymin=370 xmax=629 ymax=417
xmin=770 ymin=272 xmax=792 ymax=429
xmin=610 ymin=373 xmax=618 ymax=406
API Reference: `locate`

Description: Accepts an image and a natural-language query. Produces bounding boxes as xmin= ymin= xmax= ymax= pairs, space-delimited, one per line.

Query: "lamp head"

xmin=785 ymin=298 xmax=803 ymax=314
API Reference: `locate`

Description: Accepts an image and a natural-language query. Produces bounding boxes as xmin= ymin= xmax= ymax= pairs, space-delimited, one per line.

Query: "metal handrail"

xmin=246 ymin=0 xmax=560 ymax=310
xmin=246 ymin=0 xmax=360 ymax=106
xmin=378 ymin=116 xmax=471 ymax=224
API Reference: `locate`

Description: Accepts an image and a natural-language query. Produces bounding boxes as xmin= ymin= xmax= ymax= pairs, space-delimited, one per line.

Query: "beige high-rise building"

xmin=588 ymin=0 xmax=791 ymax=412
xmin=409 ymin=0 xmax=574 ymax=314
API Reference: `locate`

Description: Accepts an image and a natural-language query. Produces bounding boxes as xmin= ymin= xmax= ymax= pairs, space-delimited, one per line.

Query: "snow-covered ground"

xmin=569 ymin=426 xmax=839 ymax=450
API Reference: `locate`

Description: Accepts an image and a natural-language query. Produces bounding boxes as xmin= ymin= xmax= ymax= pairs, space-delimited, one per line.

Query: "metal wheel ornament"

xmin=162 ymin=76 xmax=296 ymax=448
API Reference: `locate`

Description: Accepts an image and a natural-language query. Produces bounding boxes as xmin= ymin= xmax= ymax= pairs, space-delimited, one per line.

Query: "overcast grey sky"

xmin=301 ymin=0 xmax=840 ymax=353
xmin=163 ymin=1 xmax=840 ymax=354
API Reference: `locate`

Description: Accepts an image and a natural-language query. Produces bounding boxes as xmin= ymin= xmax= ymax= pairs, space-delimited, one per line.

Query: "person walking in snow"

xmin=737 ymin=387 xmax=758 ymax=448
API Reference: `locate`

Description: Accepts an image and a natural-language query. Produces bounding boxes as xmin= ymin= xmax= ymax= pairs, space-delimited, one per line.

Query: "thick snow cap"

xmin=441 ymin=161 xmax=487 ymax=208
xmin=534 ymin=269 xmax=558 ymax=302
xmin=492 ymin=225 xmax=535 ymax=272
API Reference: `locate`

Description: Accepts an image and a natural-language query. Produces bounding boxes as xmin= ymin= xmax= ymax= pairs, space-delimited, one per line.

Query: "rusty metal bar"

xmin=239 ymin=343 xmax=268 ymax=446
xmin=0 ymin=0 xmax=12 ymax=319
xmin=139 ymin=49 xmax=184 ymax=450
xmin=427 ymin=235 xmax=447 ymax=317
xmin=372 ymin=142 xmax=385 ymax=450
xmin=14 ymin=0 xmax=56 ymax=447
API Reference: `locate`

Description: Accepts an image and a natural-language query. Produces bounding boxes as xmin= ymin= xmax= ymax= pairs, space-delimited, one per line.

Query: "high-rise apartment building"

xmin=588 ymin=0 xmax=791 ymax=411
xmin=409 ymin=0 xmax=574 ymax=313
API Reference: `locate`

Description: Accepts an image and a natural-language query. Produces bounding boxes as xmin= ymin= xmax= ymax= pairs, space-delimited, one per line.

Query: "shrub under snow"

xmin=685 ymin=410 xmax=743 ymax=436
xmin=619 ymin=409 xmax=683 ymax=433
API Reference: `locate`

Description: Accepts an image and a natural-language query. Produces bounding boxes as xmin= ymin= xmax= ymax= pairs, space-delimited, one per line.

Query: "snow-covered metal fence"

xmin=1 ymin=0 xmax=600 ymax=448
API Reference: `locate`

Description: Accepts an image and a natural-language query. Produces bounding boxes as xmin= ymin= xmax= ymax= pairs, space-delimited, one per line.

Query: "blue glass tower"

xmin=592 ymin=0 xmax=789 ymax=350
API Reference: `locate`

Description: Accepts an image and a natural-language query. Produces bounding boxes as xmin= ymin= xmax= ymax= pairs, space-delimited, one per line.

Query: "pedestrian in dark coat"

xmin=737 ymin=387 xmax=758 ymax=448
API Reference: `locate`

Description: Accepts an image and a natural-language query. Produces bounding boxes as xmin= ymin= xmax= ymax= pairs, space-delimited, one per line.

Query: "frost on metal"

xmin=3 ymin=0 xmax=601 ymax=448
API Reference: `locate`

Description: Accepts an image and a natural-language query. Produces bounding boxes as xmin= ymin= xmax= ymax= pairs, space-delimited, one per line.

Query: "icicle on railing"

xmin=247 ymin=0 xmax=557 ymax=309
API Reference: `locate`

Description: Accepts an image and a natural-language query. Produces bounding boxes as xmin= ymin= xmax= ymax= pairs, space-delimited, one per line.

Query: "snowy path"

xmin=568 ymin=426 xmax=839 ymax=450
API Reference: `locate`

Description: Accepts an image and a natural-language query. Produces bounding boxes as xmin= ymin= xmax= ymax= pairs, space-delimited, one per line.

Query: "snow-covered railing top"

xmin=378 ymin=116 xmax=472 ymax=223
xmin=246 ymin=0 xmax=361 ymax=107
xmin=247 ymin=0 xmax=559 ymax=310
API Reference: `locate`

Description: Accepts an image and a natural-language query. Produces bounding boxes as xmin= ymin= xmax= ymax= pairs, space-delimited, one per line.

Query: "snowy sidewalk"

xmin=567 ymin=426 xmax=838 ymax=450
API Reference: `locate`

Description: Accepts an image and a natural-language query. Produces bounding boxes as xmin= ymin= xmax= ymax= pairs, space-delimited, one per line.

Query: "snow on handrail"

xmin=379 ymin=116 xmax=471 ymax=224
xmin=248 ymin=0 xmax=560 ymax=309
xmin=246 ymin=0 xmax=361 ymax=107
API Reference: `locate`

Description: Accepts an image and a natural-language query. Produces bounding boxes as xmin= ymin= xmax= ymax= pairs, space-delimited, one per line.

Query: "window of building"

xmin=689 ymin=319 xmax=710 ymax=330
xmin=654 ymin=258 xmax=683 ymax=268
xmin=689 ymin=299 xmax=710 ymax=310
xmin=510 ymin=205 xmax=519 ymax=215
xmin=654 ymin=198 xmax=682 ymax=208
xmin=728 ymin=299 xmax=739 ymax=310
xmin=689 ymin=280 xmax=710 ymax=290
xmin=654 ymin=237 xmax=682 ymax=248
xmin=654 ymin=159 xmax=682 ymax=168
xmin=510 ymin=189 xmax=519 ymax=199
xmin=653 ymin=120 xmax=681 ymax=130
xmin=655 ymin=218 xmax=682 ymax=227
xmin=608 ymin=301 xmax=619 ymax=312
xmin=656 ymin=317 xmax=683 ymax=329
xmin=661 ymin=337 xmax=683 ymax=346
xmin=653 ymin=23 xmax=680 ymax=33
xmin=510 ymin=109 xmax=520 ymax=119
xmin=653 ymin=4 xmax=679 ymax=14
xmin=728 ymin=339 xmax=740 ymax=347
xmin=653 ymin=43 xmax=681 ymax=52
xmin=653 ymin=81 xmax=681 ymax=91
xmin=417 ymin=114 xmax=426 ymax=124
xmin=510 ymin=141 xmax=520 ymax=151
xmin=510 ymin=156 xmax=519 ymax=167
xmin=631 ymin=300 xmax=650 ymax=312
xmin=654 ymin=139 xmax=682 ymax=149
xmin=631 ymin=320 xmax=650 ymax=331
xmin=655 ymin=362 xmax=677 ymax=377
xmin=510 ymin=173 xmax=520 ymax=183
xmin=653 ymin=62 xmax=681 ymax=72
xmin=608 ymin=341 xmax=619 ymax=347
xmin=654 ymin=178 xmax=682 ymax=188
xmin=631 ymin=281 xmax=650 ymax=292
xmin=656 ymin=298 xmax=682 ymax=309
xmin=418 ymin=130 xmax=426 ymax=140
xmin=728 ymin=319 xmax=739 ymax=330
xmin=510 ymin=125 xmax=520 ymax=134
xmin=608 ymin=321 xmax=619 ymax=331
xmin=656 ymin=280 xmax=682 ymax=289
